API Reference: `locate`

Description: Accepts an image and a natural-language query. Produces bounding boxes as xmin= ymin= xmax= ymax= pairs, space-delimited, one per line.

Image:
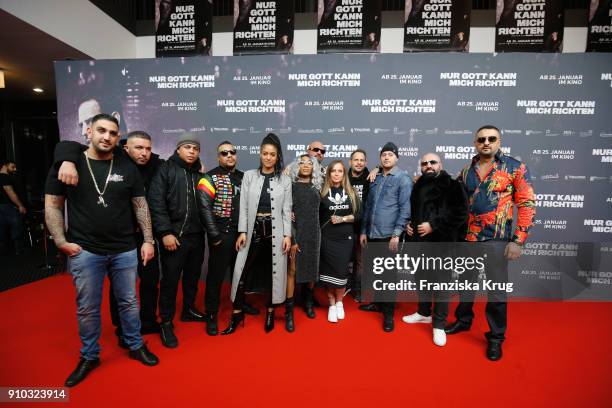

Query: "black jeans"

xmin=416 ymin=267 xmax=451 ymax=329
xmin=234 ymin=217 xmax=273 ymax=310
xmin=453 ymin=241 xmax=508 ymax=343
xmin=110 ymin=236 xmax=161 ymax=331
xmin=369 ymin=237 xmax=395 ymax=317
xmin=159 ymin=233 xmax=205 ymax=322
xmin=0 ymin=204 xmax=24 ymax=255
xmin=205 ymin=230 xmax=238 ymax=313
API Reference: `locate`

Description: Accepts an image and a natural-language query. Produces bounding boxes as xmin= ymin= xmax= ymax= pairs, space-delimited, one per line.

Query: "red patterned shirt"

xmin=458 ymin=152 xmax=536 ymax=245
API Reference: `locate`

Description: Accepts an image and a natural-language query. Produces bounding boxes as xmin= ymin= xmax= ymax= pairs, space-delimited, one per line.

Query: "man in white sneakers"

xmin=402 ymin=153 xmax=468 ymax=346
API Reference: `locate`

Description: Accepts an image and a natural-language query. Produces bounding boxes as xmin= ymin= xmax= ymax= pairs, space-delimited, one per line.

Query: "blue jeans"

xmin=68 ymin=248 xmax=143 ymax=360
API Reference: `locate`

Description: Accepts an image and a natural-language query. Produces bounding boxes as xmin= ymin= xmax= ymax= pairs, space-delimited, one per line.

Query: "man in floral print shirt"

xmin=445 ymin=125 xmax=535 ymax=361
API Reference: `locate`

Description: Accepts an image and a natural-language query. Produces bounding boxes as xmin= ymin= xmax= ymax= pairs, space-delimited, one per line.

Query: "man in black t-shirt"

xmin=52 ymin=131 xmax=164 ymax=342
xmin=45 ymin=114 xmax=159 ymax=387
xmin=0 ymin=160 xmax=26 ymax=255
xmin=347 ymin=149 xmax=370 ymax=301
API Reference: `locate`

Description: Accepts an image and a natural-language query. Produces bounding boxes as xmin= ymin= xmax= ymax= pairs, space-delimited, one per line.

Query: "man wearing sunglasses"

xmin=445 ymin=125 xmax=535 ymax=361
xmin=196 ymin=141 xmax=259 ymax=335
xmin=401 ymin=153 xmax=468 ymax=347
xmin=307 ymin=140 xmax=326 ymax=164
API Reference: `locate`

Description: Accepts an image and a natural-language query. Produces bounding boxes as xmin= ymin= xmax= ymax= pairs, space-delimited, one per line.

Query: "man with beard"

xmin=401 ymin=153 xmax=468 ymax=347
xmin=45 ymin=114 xmax=159 ymax=387
xmin=53 ymin=131 xmax=164 ymax=342
xmin=347 ymin=149 xmax=370 ymax=301
xmin=0 ymin=160 xmax=26 ymax=255
xmin=359 ymin=142 xmax=412 ymax=332
xmin=196 ymin=141 xmax=260 ymax=336
xmin=445 ymin=125 xmax=535 ymax=361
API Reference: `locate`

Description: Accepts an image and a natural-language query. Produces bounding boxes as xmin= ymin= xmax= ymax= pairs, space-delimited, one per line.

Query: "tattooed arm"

xmin=132 ymin=196 xmax=155 ymax=265
xmin=44 ymin=194 xmax=81 ymax=256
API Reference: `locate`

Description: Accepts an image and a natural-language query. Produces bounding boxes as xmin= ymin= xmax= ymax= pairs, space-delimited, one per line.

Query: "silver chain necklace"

xmin=84 ymin=151 xmax=113 ymax=207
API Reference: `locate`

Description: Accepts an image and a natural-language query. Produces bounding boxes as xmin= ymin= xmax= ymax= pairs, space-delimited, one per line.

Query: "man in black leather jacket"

xmin=147 ymin=133 xmax=215 ymax=348
xmin=52 ymin=131 xmax=164 ymax=342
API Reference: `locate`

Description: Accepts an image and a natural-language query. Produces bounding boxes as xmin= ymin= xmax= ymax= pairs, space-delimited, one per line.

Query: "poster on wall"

xmin=54 ymin=53 xmax=612 ymax=299
xmin=403 ymin=0 xmax=471 ymax=52
xmin=587 ymin=0 xmax=612 ymax=52
xmin=317 ymin=0 xmax=382 ymax=53
xmin=233 ymin=0 xmax=295 ymax=55
xmin=495 ymin=0 xmax=564 ymax=52
xmin=155 ymin=0 xmax=213 ymax=56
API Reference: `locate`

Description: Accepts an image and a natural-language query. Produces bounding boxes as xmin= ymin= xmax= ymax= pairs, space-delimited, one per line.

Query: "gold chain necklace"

xmin=84 ymin=151 xmax=113 ymax=207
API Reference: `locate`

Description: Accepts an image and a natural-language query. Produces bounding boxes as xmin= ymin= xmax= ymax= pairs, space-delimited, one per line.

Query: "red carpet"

xmin=1 ymin=273 xmax=611 ymax=407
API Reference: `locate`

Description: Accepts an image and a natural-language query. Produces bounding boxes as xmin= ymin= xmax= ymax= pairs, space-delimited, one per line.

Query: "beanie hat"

xmin=380 ymin=142 xmax=398 ymax=157
xmin=176 ymin=132 xmax=200 ymax=149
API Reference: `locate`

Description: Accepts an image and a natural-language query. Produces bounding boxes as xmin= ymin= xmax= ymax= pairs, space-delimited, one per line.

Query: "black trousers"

xmin=234 ymin=217 xmax=273 ymax=310
xmin=110 ymin=236 xmax=161 ymax=332
xmin=205 ymin=230 xmax=238 ymax=313
xmin=369 ymin=237 xmax=395 ymax=317
xmin=0 ymin=204 xmax=24 ymax=255
xmin=417 ymin=291 xmax=449 ymax=330
xmin=453 ymin=240 xmax=508 ymax=343
xmin=158 ymin=233 xmax=205 ymax=322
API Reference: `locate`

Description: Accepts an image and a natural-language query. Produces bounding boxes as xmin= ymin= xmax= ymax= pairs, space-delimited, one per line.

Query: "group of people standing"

xmin=45 ymin=114 xmax=535 ymax=387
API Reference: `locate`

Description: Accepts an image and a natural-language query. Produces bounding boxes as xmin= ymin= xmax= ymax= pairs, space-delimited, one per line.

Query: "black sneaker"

xmin=180 ymin=307 xmax=206 ymax=322
xmin=160 ymin=321 xmax=178 ymax=348
xmin=129 ymin=344 xmax=160 ymax=366
xmin=65 ymin=358 xmax=100 ymax=387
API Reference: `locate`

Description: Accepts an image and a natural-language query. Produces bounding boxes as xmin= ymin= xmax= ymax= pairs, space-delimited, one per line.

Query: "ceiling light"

xmin=0 ymin=70 xmax=4 ymax=88
xmin=33 ymin=87 xmax=43 ymax=93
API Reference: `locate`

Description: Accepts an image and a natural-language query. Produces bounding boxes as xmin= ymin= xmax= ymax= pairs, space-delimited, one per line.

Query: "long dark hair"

xmin=259 ymin=133 xmax=284 ymax=176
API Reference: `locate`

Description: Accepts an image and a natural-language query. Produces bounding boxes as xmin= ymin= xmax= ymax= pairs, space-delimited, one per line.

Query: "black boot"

xmin=243 ymin=302 xmax=260 ymax=315
xmin=285 ymin=298 xmax=295 ymax=333
xmin=303 ymin=286 xmax=316 ymax=319
xmin=221 ymin=312 xmax=245 ymax=335
xmin=160 ymin=321 xmax=178 ymax=348
xmin=65 ymin=358 xmax=100 ymax=387
xmin=205 ymin=312 xmax=218 ymax=336
xmin=265 ymin=308 xmax=275 ymax=333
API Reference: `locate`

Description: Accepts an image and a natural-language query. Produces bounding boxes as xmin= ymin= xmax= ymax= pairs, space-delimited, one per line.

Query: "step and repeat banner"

xmin=54 ymin=53 xmax=612 ymax=298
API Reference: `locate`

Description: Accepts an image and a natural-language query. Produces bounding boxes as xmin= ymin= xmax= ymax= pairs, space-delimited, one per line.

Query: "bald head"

xmin=420 ymin=153 xmax=442 ymax=176
xmin=307 ymin=140 xmax=325 ymax=163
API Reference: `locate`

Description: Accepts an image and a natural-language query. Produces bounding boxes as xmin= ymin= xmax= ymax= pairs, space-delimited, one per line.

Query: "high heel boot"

xmin=221 ymin=312 xmax=245 ymax=335
xmin=265 ymin=308 xmax=275 ymax=333
xmin=303 ymin=286 xmax=316 ymax=319
xmin=285 ymin=298 xmax=295 ymax=333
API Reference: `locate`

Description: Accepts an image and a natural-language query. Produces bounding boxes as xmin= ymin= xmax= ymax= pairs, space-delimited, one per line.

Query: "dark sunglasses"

xmin=218 ymin=149 xmax=237 ymax=157
xmin=311 ymin=147 xmax=326 ymax=154
xmin=420 ymin=160 xmax=439 ymax=166
xmin=476 ymin=136 xmax=498 ymax=144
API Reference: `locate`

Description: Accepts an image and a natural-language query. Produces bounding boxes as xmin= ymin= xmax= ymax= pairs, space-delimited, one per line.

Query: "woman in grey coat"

xmin=221 ymin=133 xmax=292 ymax=334
xmin=285 ymin=154 xmax=323 ymax=332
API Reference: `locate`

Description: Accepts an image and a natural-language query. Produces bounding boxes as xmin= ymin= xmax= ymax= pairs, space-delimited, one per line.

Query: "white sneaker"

xmin=328 ymin=305 xmax=338 ymax=323
xmin=336 ymin=301 xmax=345 ymax=320
xmin=401 ymin=312 xmax=432 ymax=324
xmin=433 ymin=328 xmax=447 ymax=347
